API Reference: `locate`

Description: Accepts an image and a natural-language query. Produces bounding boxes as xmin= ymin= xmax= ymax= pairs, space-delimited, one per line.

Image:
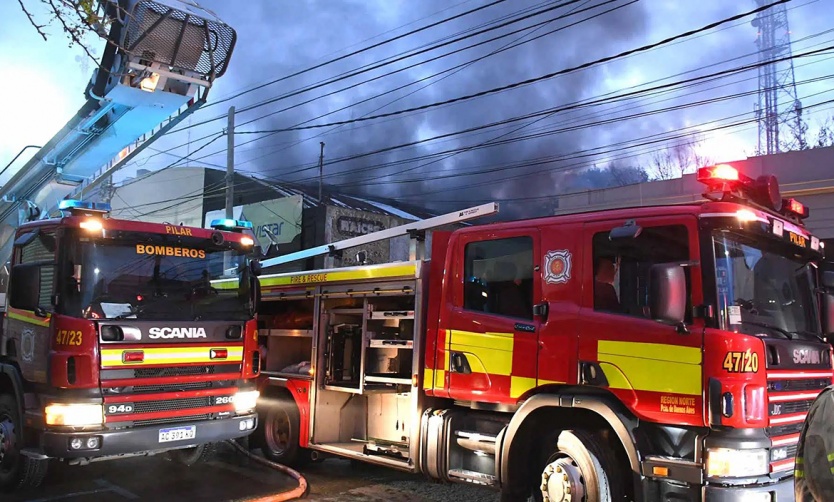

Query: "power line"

xmin=245 ymin=41 xmax=833 ymax=186
xmin=177 ymin=0 xmax=591 ymax=132
xmin=225 ymin=0 xmax=821 ymax=174
xmin=192 ymin=0 xmax=606 ymax=174
xmin=203 ymin=0 xmax=508 ymax=110
xmin=129 ymin=0 xmax=582 ymax=166
xmin=239 ymin=0 xmax=792 ymax=136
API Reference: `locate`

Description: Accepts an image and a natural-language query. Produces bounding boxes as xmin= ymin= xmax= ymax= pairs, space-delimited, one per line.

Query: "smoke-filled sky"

xmin=2 ymin=0 xmax=833 ymax=217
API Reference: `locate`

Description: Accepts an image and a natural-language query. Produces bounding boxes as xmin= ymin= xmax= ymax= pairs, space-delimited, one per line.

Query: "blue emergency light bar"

xmin=58 ymin=199 xmax=111 ymax=213
xmin=210 ymin=218 xmax=253 ymax=232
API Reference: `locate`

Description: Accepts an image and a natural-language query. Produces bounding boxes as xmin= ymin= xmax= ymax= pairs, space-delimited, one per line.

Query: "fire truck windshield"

xmin=713 ymin=231 xmax=821 ymax=341
xmin=59 ymin=233 xmax=252 ymax=321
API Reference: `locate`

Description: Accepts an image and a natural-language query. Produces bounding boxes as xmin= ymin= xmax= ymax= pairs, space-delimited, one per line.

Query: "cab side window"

xmin=592 ymin=225 xmax=690 ymax=320
xmin=463 ymin=236 xmax=533 ymax=320
xmin=15 ymin=231 xmax=57 ymax=311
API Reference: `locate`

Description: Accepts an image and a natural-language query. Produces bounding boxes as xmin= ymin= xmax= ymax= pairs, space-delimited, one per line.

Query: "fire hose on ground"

xmin=226 ymin=440 xmax=309 ymax=501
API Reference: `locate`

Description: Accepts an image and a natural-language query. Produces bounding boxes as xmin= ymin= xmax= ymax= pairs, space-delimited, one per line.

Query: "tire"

xmin=531 ymin=430 xmax=623 ymax=502
xmin=0 ymin=394 xmax=48 ymax=492
xmin=166 ymin=442 xmax=216 ymax=466
xmin=258 ymin=398 xmax=309 ymax=467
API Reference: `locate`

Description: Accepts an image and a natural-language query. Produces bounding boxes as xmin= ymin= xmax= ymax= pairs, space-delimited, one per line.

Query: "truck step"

xmin=448 ymin=468 xmax=498 ymax=486
xmin=454 ymin=430 xmax=497 ymax=442
xmin=454 ymin=430 xmax=498 ymax=455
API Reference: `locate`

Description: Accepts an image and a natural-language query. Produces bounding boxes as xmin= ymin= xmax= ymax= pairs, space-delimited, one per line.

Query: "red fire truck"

xmin=0 ymin=201 xmax=261 ymax=491
xmin=252 ymin=164 xmax=834 ymax=501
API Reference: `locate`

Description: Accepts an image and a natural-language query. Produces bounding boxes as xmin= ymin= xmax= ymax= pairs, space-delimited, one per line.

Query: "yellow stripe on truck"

xmin=597 ymin=340 xmax=702 ymax=396
xmin=101 ymin=346 xmax=243 ymax=367
xmin=258 ymin=263 xmax=418 ymax=287
xmin=449 ymin=329 xmax=514 ymax=376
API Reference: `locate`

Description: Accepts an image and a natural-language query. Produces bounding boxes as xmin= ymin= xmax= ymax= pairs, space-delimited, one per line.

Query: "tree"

xmin=649 ymin=135 xmax=712 ymax=180
xmin=606 ymin=161 xmax=649 ymax=186
xmin=812 ymin=114 xmax=834 ymax=149
xmin=16 ymin=0 xmax=113 ymax=64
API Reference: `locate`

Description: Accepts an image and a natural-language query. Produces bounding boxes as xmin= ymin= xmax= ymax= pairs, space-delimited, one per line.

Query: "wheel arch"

xmin=0 ymin=363 xmax=24 ymax=417
xmin=500 ymin=391 xmax=643 ymax=501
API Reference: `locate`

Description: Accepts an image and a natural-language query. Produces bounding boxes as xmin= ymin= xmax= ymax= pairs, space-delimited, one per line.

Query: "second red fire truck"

xmin=252 ymin=164 xmax=834 ymax=501
xmin=0 ymin=201 xmax=261 ymax=491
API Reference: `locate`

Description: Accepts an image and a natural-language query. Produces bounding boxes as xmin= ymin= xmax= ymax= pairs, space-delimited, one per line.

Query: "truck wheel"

xmin=533 ymin=430 xmax=621 ymax=502
xmin=0 ymin=394 xmax=47 ymax=491
xmin=166 ymin=442 xmax=216 ymax=466
xmin=260 ymin=399 xmax=308 ymax=467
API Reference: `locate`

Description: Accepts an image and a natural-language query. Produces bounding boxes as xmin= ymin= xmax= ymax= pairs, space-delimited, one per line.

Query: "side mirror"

xmin=824 ymin=293 xmax=834 ymax=336
xmin=249 ymin=259 xmax=262 ymax=277
xmin=609 ymin=219 xmax=642 ymax=241
xmin=10 ymin=264 xmax=41 ymax=313
xmin=250 ymin=275 xmax=261 ymax=315
xmin=823 ymin=270 xmax=834 ymax=289
xmin=649 ymin=263 xmax=687 ymax=327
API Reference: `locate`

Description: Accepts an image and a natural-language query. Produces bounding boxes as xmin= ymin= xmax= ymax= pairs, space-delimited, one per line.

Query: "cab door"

xmin=578 ymin=217 xmax=705 ymax=426
xmin=441 ymin=228 xmax=541 ymax=405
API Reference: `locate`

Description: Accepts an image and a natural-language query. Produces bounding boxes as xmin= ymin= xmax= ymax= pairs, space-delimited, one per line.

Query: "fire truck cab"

xmin=0 ymin=202 xmax=261 ymax=491
xmin=254 ymin=164 xmax=834 ymax=501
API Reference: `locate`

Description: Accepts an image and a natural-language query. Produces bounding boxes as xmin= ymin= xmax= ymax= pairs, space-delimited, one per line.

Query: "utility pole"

xmin=226 ymin=106 xmax=235 ymax=219
xmin=318 ymin=142 xmax=325 ymax=204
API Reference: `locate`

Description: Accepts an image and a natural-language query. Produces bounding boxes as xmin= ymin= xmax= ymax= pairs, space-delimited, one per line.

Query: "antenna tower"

xmin=752 ymin=0 xmax=806 ymax=154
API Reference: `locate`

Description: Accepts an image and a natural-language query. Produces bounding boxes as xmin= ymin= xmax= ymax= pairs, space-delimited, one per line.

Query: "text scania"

xmin=148 ymin=327 xmax=208 ymax=339
xmin=793 ymin=348 xmax=822 ymax=364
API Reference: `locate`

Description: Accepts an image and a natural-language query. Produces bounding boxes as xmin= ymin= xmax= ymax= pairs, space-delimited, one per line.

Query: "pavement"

xmin=7 ymin=442 xmax=500 ymax=502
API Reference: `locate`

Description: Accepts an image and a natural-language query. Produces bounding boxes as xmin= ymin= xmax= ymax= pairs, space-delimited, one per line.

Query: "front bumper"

xmin=39 ymin=413 xmax=258 ymax=459
xmin=703 ymin=476 xmax=793 ymax=502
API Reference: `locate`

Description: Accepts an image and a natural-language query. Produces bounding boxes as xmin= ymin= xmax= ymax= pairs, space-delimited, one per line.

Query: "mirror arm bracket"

xmin=692 ymin=304 xmax=714 ymax=319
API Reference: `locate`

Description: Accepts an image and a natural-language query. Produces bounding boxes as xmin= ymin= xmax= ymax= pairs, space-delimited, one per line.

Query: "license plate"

xmin=158 ymin=426 xmax=196 ymax=443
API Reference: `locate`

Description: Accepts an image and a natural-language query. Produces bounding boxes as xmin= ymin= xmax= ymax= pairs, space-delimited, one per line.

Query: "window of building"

xmin=463 ymin=236 xmax=533 ymax=319
xmin=592 ymin=225 xmax=690 ymax=319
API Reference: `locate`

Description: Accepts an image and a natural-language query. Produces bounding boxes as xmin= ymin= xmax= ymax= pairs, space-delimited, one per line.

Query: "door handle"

xmin=533 ymin=302 xmax=549 ymax=321
xmin=450 ymin=352 xmax=472 ymax=374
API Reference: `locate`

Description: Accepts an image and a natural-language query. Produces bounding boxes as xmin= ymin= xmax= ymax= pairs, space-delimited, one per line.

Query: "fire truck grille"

xmin=767 ymin=378 xmax=830 ymax=392
xmin=769 ymin=443 xmax=800 ymax=464
xmin=769 ymin=399 xmax=813 ymax=416
xmin=129 ymin=381 xmax=213 ymax=393
xmin=133 ymin=414 xmax=212 ymax=427
xmin=101 ymin=361 xmax=241 ymax=427
xmin=133 ymin=397 xmax=213 ymax=414
xmin=766 ymin=371 xmax=830 ymax=470
xmin=133 ymin=365 xmax=239 ymax=378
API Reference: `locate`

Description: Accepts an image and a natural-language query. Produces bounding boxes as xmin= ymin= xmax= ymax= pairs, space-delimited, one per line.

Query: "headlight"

xmin=705 ymin=448 xmax=768 ymax=478
xmin=233 ymin=390 xmax=260 ymax=413
xmin=45 ymin=403 xmax=104 ymax=426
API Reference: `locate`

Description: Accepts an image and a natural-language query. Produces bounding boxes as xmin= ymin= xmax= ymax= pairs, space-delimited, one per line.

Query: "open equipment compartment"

xmin=258 ymin=288 xmax=315 ymax=379
xmin=310 ymin=277 xmax=421 ymax=463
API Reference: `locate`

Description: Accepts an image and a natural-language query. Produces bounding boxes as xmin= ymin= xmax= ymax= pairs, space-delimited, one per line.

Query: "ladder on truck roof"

xmin=257 ymin=202 xmax=499 ymax=269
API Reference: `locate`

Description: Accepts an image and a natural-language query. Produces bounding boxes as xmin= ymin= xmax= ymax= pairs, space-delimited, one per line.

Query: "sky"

xmin=1 ymin=0 xmax=834 ymax=218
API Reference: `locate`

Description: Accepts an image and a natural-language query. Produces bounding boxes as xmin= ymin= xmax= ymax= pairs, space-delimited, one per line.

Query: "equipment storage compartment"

xmin=364 ymin=296 xmax=415 ymax=388
xmin=260 ymin=294 xmax=315 ymax=378
xmin=310 ymin=279 xmax=420 ymax=464
xmin=322 ymin=297 xmax=365 ymax=392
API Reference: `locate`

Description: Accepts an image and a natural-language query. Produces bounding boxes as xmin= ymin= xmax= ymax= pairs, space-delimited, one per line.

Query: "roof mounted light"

xmin=783 ymin=198 xmax=809 ymax=219
xmin=210 ymin=218 xmax=254 ymax=233
xmin=698 ymin=164 xmax=740 ymax=182
xmin=697 ymin=164 xmax=789 ymax=214
xmin=58 ymin=199 xmax=111 ymax=216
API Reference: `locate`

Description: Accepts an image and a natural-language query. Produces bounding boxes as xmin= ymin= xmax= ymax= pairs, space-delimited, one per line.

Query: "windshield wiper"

xmin=735 ymin=320 xmax=794 ymax=340
xmin=794 ymin=330 xmax=827 ymax=343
